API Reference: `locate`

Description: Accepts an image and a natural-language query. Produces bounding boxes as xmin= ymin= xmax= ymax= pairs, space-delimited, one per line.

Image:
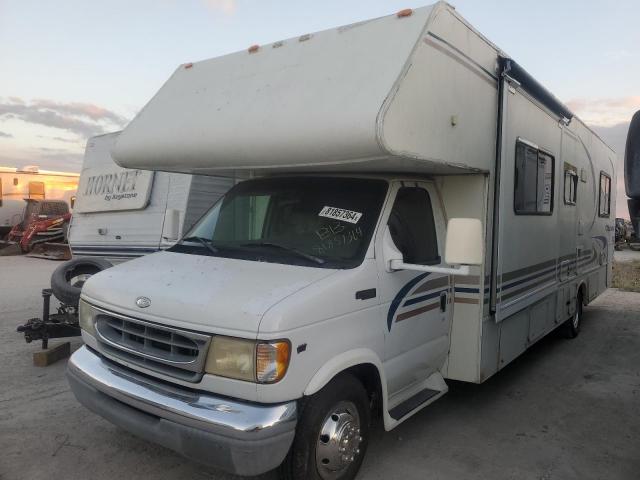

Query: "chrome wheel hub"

xmin=315 ymin=401 xmax=362 ymax=479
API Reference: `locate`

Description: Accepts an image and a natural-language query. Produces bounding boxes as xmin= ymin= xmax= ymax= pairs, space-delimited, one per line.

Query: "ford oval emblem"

xmin=136 ymin=296 xmax=151 ymax=308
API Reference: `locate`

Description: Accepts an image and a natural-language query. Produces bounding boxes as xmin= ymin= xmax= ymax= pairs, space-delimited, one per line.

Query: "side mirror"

xmin=162 ymin=209 xmax=181 ymax=241
xmin=444 ymin=218 xmax=483 ymax=266
xmin=383 ymin=218 xmax=482 ymax=276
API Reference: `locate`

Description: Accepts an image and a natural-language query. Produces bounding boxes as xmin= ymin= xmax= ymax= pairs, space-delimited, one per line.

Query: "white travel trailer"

xmin=69 ymin=132 xmax=234 ymax=263
xmin=67 ymin=3 xmax=616 ymax=479
xmin=0 ymin=166 xmax=79 ymax=236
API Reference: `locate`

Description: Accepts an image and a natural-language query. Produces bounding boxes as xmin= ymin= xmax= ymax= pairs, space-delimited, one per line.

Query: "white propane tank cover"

xmin=444 ymin=218 xmax=483 ymax=266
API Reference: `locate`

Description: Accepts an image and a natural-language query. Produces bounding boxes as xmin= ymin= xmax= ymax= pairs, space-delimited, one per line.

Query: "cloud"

xmin=0 ymin=97 xmax=128 ymax=139
xmin=37 ymin=134 xmax=83 ymax=144
xmin=0 ymin=131 xmax=13 ymax=138
xmin=0 ymin=150 xmax=83 ymax=173
xmin=203 ymin=0 xmax=236 ymax=15
xmin=567 ymin=96 xmax=640 ymax=127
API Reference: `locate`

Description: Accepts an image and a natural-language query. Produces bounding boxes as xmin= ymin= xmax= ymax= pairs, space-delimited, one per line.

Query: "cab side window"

xmin=387 ymin=187 xmax=439 ymax=265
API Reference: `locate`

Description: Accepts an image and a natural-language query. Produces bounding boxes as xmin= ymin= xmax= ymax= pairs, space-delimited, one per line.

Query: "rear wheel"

xmin=562 ymin=290 xmax=583 ymax=339
xmin=279 ymin=374 xmax=370 ymax=480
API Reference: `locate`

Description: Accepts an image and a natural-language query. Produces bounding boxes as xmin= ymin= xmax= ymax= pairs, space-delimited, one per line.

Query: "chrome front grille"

xmin=93 ymin=310 xmax=211 ymax=383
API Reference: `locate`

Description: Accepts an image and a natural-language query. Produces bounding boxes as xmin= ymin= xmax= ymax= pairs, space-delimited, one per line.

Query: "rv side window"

xmin=387 ymin=187 xmax=439 ymax=265
xmin=29 ymin=181 xmax=45 ymax=199
xmin=598 ymin=172 xmax=611 ymax=217
xmin=514 ymin=141 xmax=554 ymax=215
xmin=564 ymin=166 xmax=578 ymax=205
xmin=0 ymin=179 xmax=2 ymax=207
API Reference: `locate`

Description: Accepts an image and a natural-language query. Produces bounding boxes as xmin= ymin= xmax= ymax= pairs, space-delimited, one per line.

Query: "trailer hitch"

xmin=16 ymin=289 xmax=80 ymax=349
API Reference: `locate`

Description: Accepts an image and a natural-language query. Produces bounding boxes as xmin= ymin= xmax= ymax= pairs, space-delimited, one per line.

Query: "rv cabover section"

xmin=69 ymin=132 xmax=234 ymax=263
xmin=113 ymin=4 xmax=498 ymax=177
xmin=69 ymin=3 xmax=616 ymax=479
xmin=0 ymin=166 xmax=78 ymax=237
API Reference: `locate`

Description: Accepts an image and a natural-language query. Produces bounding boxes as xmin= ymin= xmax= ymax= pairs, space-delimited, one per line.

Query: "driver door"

xmin=376 ymin=181 xmax=452 ymax=399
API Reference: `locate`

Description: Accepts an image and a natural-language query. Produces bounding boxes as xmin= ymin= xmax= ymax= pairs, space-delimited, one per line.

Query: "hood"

xmin=82 ymin=251 xmax=336 ymax=335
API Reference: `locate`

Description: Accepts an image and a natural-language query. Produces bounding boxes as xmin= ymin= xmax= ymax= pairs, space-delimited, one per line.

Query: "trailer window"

xmin=28 ymin=181 xmax=45 ymax=199
xmin=564 ymin=165 xmax=578 ymax=205
xmin=598 ymin=172 xmax=611 ymax=217
xmin=0 ymin=179 xmax=2 ymax=207
xmin=514 ymin=141 xmax=554 ymax=215
xmin=387 ymin=187 xmax=439 ymax=265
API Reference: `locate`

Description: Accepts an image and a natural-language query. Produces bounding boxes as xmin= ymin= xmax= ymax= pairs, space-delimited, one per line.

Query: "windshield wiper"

xmin=240 ymin=241 xmax=325 ymax=265
xmin=182 ymin=236 xmax=219 ymax=255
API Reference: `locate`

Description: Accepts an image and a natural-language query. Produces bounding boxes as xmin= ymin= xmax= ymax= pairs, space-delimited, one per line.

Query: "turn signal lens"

xmin=256 ymin=341 xmax=291 ymax=384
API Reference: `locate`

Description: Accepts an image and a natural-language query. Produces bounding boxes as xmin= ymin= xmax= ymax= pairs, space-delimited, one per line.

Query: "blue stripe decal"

xmin=500 ymin=264 xmax=557 ymax=291
xmin=403 ymin=289 xmax=447 ymax=307
xmin=454 ymin=287 xmax=481 ymax=294
xmin=387 ymin=273 xmax=430 ymax=332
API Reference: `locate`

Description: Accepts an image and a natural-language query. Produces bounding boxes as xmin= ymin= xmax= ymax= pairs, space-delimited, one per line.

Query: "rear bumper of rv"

xmin=67 ymin=346 xmax=297 ymax=476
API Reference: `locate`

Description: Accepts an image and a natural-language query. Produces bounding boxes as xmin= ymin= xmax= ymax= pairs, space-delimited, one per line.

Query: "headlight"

xmin=204 ymin=337 xmax=291 ymax=384
xmin=205 ymin=336 xmax=256 ymax=381
xmin=78 ymin=299 xmax=97 ymax=335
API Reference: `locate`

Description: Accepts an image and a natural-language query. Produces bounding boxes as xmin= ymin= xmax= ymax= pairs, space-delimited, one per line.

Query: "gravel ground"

xmin=0 ymin=256 xmax=639 ymax=480
xmin=614 ymin=248 xmax=640 ymax=263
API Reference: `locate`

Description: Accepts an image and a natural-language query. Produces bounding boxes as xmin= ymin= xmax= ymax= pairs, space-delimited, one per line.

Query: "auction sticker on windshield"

xmin=319 ymin=206 xmax=362 ymax=224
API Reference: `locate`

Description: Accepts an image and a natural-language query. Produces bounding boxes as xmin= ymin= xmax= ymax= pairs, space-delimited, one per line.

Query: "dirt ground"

xmin=1 ymin=256 xmax=639 ymax=480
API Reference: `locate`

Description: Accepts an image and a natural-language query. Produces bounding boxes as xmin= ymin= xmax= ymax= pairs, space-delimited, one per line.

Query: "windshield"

xmin=171 ymin=177 xmax=388 ymax=268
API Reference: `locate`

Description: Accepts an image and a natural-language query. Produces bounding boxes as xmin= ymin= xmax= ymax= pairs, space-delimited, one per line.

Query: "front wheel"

xmin=279 ymin=374 xmax=371 ymax=480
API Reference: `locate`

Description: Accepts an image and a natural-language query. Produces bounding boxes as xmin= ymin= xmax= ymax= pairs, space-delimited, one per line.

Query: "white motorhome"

xmin=0 ymin=166 xmax=79 ymax=236
xmin=69 ymin=132 xmax=234 ymax=263
xmin=67 ymin=4 xmax=616 ymax=479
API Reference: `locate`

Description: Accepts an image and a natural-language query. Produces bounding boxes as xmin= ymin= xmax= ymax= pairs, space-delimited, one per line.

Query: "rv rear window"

xmin=564 ymin=165 xmax=578 ymax=205
xmin=598 ymin=172 xmax=611 ymax=217
xmin=514 ymin=141 xmax=554 ymax=215
xmin=29 ymin=181 xmax=45 ymax=199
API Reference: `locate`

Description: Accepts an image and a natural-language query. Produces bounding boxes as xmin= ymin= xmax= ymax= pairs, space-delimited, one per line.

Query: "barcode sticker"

xmin=318 ymin=206 xmax=362 ymax=224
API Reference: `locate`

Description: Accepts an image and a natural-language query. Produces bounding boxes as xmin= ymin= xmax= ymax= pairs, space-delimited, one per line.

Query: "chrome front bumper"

xmin=67 ymin=346 xmax=297 ymax=476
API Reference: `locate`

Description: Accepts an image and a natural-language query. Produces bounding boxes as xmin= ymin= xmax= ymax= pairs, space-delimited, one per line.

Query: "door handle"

xmin=440 ymin=292 xmax=447 ymax=312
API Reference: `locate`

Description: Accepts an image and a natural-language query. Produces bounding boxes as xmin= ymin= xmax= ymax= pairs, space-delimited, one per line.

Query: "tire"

xmin=50 ymin=257 xmax=113 ymax=306
xmin=279 ymin=374 xmax=371 ymax=480
xmin=562 ymin=290 xmax=583 ymax=339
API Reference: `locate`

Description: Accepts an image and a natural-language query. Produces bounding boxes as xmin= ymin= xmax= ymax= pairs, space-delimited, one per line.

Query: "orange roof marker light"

xmin=248 ymin=44 xmax=260 ymax=54
xmin=397 ymin=8 xmax=413 ymax=18
xmin=184 ymin=62 xmax=194 ymax=69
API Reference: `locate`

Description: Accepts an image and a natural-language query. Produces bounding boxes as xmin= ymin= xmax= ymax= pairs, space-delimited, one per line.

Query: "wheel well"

xmin=344 ymin=363 xmax=383 ymax=418
xmin=578 ymin=282 xmax=587 ymax=304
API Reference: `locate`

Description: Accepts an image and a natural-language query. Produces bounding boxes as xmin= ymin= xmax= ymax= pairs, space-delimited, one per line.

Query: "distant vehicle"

xmin=0 ymin=166 xmax=78 ymax=237
xmin=7 ymin=199 xmax=71 ymax=252
xmin=615 ymin=217 xmax=630 ymax=249
xmin=68 ymin=131 xmax=235 ymax=264
xmin=625 ymin=110 xmax=640 ymax=249
xmin=66 ymin=4 xmax=617 ymax=479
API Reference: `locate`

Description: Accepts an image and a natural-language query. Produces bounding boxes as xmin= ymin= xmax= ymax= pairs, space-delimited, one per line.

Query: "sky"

xmin=1 ymin=0 xmax=639 ymax=217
